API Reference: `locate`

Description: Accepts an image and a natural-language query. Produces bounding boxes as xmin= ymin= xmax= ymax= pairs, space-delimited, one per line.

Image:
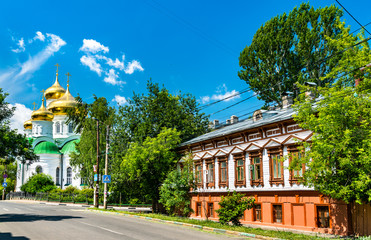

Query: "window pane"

xmin=273 ymin=205 xmax=282 ymax=223
xmin=221 ymin=162 xmax=226 ymax=168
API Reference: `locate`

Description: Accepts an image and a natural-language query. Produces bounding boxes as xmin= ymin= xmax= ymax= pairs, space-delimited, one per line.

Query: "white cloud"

xmin=12 ymin=38 xmax=25 ymax=53
xmin=124 ymin=60 xmax=144 ymax=74
xmin=95 ymin=55 xmax=125 ymax=70
xmin=112 ymin=95 xmax=128 ymax=105
xmin=80 ymin=39 xmax=109 ymax=54
xmin=201 ymin=84 xmax=240 ymax=104
xmin=0 ymin=32 xmax=66 ymax=98
xmin=103 ymin=69 xmax=125 ymax=85
xmin=9 ymin=103 xmax=33 ymax=134
xmin=80 ymin=55 xmax=102 ymax=76
xmin=34 ymin=31 xmax=45 ymax=42
xmin=17 ymin=33 xmax=66 ymax=77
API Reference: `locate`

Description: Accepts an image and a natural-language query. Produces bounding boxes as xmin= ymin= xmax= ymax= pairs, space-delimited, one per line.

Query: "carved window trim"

xmin=288 ymin=145 xmax=305 ymax=186
xmin=205 ymin=158 xmax=215 ymax=188
xmin=194 ymin=161 xmax=203 ymax=187
xmin=218 ymin=156 xmax=228 ymax=188
xmin=268 ymin=148 xmax=284 ymax=186
xmin=233 ymin=153 xmax=246 ymax=187
xmin=249 ymin=151 xmax=264 ymax=187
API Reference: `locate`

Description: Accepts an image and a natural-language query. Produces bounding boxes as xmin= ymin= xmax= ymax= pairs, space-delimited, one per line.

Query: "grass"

xmin=89 ymin=208 xmax=335 ymax=240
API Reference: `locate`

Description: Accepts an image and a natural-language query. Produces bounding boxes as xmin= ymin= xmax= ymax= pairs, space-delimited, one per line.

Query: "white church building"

xmin=16 ymin=67 xmax=82 ymax=191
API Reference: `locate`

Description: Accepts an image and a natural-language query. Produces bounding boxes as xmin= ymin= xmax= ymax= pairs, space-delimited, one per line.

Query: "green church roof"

xmin=34 ymin=141 xmax=61 ymax=155
xmin=60 ymin=139 xmax=79 ymax=155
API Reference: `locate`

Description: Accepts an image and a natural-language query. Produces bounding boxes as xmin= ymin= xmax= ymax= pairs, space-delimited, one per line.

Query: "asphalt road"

xmin=0 ymin=201 xmax=247 ymax=240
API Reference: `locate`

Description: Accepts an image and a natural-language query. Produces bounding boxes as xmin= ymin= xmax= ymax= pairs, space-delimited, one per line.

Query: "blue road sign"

xmin=102 ymin=175 xmax=111 ymax=183
xmin=94 ymin=174 xmax=98 ymax=182
xmin=2 ymin=182 xmax=7 ymax=187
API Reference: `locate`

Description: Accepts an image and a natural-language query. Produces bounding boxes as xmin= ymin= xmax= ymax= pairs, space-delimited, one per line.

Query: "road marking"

xmin=77 ymin=221 xmax=124 ymax=236
xmin=3 ymin=208 xmax=9 ymax=211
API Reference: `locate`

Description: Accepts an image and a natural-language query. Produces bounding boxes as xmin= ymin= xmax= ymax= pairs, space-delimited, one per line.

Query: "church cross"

xmin=32 ymin=102 xmax=37 ymax=110
xmin=66 ymin=72 xmax=71 ymax=87
xmin=55 ymin=63 xmax=60 ymax=74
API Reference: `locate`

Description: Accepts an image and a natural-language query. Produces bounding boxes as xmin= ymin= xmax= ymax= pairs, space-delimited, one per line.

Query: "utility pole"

xmin=94 ymin=119 xmax=100 ymax=208
xmin=103 ymin=125 xmax=110 ymax=209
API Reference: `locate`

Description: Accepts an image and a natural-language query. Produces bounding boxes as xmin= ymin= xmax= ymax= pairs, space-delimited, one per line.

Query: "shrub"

xmin=21 ymin=173 xmax=56 ymax=194
xmin=215 ymin=191 xmax=255 ymax=226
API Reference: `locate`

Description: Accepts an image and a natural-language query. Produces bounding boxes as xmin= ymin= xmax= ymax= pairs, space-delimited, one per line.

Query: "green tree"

xmin=238 ymin=3 xmax=343 ymax=106
xmin=293 ymin=22 xmax=371 ymax=204
xmin=121 ymin=128 xmax=181 ymax=211
xmin=159 ymin=154 xmax=195 ymax=216
xmin=110 ymin=80 xmax=209 ymax=205
xmin=21 ymin=173 xmax=56 ymax=193
xmin=0 ymin=88 xmax=38 ymax=195
xmin=67 ymin=96 xmax=115 ymax=188
xmin=216 ymin=191 xmax=255 ymax=226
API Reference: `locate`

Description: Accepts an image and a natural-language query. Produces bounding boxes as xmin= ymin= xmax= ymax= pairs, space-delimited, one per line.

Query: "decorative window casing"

xmin=287 ymin=124 xmax=302 ymax=133
xmin=249 ymin=151 xmax=263 ymax=186
xmin=268 ymin=148 xmax=284 ymax=186
xmin=205 ymin=158 xmax=215 ymax=188
xmin=316 ymin=205 xmax=330 ymax=228
xmin=234 ymin=153 xmax=246 ymax=187
xmin=56 ymin=167 xmax=60 ymax=185
xmin=288 ymin=146 xmax=305 ymax=185
xmin=207 ymin=202 xmax=214 ymax=218
xmin=253 ymin=203 xmax=262 ymax=222
xmin=248 ymin=132 xmax=261 ymax=141
xmin=266 ymin=128 xmax=281 ymax=137
xmin=272 ymin=204 xmax=283 ymax=223
xmin=218 ymin=157 xmax=228 ymax=187
xmin=195 ymin=162 xmax=203 ymax=187
xmin=66 ymin=167 xmax=72 ymax=185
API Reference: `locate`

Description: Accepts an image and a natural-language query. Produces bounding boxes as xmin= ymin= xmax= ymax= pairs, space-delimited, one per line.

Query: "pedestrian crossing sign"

xmin=2 ymin=182 xmax=7 ymax=187
xmin=102 ymin=175 xmax=111 ymax=183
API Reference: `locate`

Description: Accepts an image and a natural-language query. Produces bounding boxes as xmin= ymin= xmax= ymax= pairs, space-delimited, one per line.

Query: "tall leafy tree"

xmin=110 ymin=80 xmax=209 ymax=206
xmin=67 ymin=96 xmax=115 ymax=188
xmin=293 ymin=23 xmax=371 ymax=204
xmin=121 ymin=128 xmax=181 ymax=211
xmin=238 ymin=3 xmax=343 ymax=106
xmin=0 ymin=89 xmax=38 ymax=194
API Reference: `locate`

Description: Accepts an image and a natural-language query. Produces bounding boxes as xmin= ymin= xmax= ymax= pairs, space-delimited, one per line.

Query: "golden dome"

xmin=31 ymin=98 xmax=54 ymax=121
xmin=24 ymin=119 xmax=32 ymax=130
xmin=47 ymin=83 xmax=78 ymax=115
xmin=44 ymin=73 xmax=66 ymax=100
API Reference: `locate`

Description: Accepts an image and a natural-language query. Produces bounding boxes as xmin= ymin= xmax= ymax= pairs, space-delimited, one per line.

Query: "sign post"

xmin=103 ymin=125 xmax=110 ymax=209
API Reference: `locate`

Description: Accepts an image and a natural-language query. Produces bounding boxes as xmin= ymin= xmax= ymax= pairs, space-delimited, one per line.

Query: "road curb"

xmin=89 ymin=209 xmax=282 ymax=239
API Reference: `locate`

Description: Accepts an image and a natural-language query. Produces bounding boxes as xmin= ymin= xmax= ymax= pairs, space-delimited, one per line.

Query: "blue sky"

xmin=1 ymin=0 xmax=370 ymax=132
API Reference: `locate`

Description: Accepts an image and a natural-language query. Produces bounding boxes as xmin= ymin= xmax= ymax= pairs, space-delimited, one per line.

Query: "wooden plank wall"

xmin=353 ymin=203 xmax=371 ymax=236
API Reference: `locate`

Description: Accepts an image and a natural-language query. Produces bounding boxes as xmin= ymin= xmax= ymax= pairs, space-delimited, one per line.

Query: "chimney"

xmin=213 ymin=120 xmax=219 ymax=128
xmin=231 ymin=115 xmax=238 ymax=124
xmin=304 ymin=82 xmax=317 ymax=99
xmin=282 ymin=95 xmax=293 ymax=109
xmin=226 ymin=119 xmax=231 ymax=125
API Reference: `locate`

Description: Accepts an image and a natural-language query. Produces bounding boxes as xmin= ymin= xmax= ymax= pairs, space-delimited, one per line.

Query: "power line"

xmin=143 ymin=0 xmax=238 ymax=56
xmin=210 ymin=93 xmax=258 ymax=116
xmin=335 ymin=0 xmax=371 ymax=36
xmin=198 ymin=88 xmax=250 ymax=110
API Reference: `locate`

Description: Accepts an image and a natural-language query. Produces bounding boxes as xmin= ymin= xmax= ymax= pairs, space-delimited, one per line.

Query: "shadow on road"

xmin=0 ymin=213 xmax=82 ymax=223
xmin=0 ymin=232 xmax=30 ymax=240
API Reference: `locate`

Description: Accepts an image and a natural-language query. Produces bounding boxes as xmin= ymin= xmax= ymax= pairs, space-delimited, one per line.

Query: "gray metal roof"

xmin=180 ymin=107 xmax=295 ymax=146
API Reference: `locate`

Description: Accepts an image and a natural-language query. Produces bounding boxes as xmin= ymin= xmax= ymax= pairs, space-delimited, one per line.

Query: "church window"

xmin=56 ymin=167 xmax=60 ymax=185
xmin=36 ymin=166 xmax=42 ymax=174
xmin=68 ymin=123 xmax=73 ymax=133
xmin=56 ymin=122 xmax=61 ymax=133
xmin=66 ymin=167 xmax=72 ymax=185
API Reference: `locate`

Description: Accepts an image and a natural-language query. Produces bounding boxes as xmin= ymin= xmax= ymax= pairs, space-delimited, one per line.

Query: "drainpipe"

xmin=60 ymin=154 xmax=64 ymax=190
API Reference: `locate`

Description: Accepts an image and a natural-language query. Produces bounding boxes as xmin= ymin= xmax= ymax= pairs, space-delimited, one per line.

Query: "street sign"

xmin=94 ymin=174 xmax=98 ymax=182
xmin=102 ymin=175 xmax=111 ymax=183
xmin=93 ymin=165 xmax=97 ymax=173
xmin=3 ymin=174 xmax=7 ymax=178
xmin=2 ymin=182 xmax=7 ymax=187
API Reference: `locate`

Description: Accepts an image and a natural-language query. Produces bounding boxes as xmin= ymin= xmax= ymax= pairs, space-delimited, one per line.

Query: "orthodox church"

xmin=16 ymin=66 xmax=82 ymax=191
